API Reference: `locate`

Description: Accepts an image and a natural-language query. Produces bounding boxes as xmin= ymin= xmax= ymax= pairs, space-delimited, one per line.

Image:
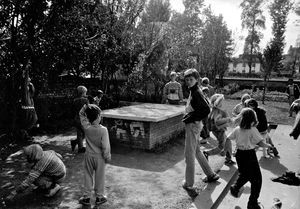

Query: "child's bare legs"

xmin=205 ymin=130 xmax=226 ymax=156
xmin=260 ymin=132 xmax=268 ymax=157
xmin=204 ymin=131 xmax=234 ymax=165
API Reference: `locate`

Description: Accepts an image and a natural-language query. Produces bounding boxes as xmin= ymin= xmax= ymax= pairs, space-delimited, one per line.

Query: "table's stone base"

xmin=102 ymin=114 xmax=184 ymax=150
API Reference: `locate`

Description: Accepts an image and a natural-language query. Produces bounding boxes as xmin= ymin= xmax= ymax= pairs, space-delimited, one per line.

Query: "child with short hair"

xmin=228 ymin=108 xmax=272 ymax=209
xmin=203 ymin=94 xmax=235 ymax=165
xmin=79 ymin=104 xmax=111 ymax=207
xmin=182 ymin=69 xmax=219 ymax=197
xmin=245 ymin=98 xmax=279 ymax=157
xmin=162 ymin=71 xmax=183 ymax=105
xmin=201 ymin=77 xmax=214 ymax=98
xmin=71 ymin=85 xmax=89 ymax=153
xmin=232 ymin=93 xmax=251 ymax=117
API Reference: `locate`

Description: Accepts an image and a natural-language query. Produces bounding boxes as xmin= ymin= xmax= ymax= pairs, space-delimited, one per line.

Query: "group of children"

xmin=6 ymin=71 xmax=299 ymax=209
xmin=5 ymin=86 xmax=110 ymax=208
xmin=181 ymin=68 xmax=281 ymax=209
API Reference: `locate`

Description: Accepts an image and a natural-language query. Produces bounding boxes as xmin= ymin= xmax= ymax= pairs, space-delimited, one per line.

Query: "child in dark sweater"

xmin=245 ymin=98 xmax=279 ymax=157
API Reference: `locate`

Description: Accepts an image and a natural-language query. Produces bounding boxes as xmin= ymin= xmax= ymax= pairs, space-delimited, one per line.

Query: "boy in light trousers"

xmin=182 ymin=69 xmax=219 ymax=198
xmin=78 ymin=104 xmax=111 ymax=207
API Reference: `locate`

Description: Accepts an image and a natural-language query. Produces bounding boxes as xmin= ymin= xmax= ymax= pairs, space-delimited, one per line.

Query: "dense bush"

xmin=218 ymin=83 xmax=240 ymax=95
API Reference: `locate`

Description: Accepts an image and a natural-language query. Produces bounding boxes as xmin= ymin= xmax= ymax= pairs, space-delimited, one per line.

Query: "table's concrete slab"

xmin=191 ymin=125 xmax=300 ymax=209
xmin=101 ymin=103 xmax=185 ymax=122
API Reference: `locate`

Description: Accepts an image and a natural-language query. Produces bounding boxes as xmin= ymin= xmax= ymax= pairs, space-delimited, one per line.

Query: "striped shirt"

xmin=18 ymin=150 xmax=66 ymax=192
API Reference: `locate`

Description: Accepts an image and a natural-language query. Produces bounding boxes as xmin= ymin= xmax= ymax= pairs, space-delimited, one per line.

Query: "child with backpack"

xmin=203 ymin=94 xmax=235 ymax=165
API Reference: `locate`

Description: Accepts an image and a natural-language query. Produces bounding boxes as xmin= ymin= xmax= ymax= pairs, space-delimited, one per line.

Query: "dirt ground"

xmin=0 ymin=131 xmax=225 ymax=209
xmin=0 ymin=99 xmax=294 ymax=209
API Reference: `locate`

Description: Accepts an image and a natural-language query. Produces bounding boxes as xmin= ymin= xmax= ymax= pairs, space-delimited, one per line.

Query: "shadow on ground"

xmin=0 ymin=132 xmax=194 ymax=209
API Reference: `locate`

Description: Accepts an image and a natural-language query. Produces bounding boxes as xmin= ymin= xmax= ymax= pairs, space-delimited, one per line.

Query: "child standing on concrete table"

xmin=78 ymin=104 xmax=111 ymax=207
xmin=203 ymin=94 xmax=235 ymax=165
xmin=182 ymin=69 xmax=219 ymax=197
xmin=228 ymin=108 xmax=272 ymax=209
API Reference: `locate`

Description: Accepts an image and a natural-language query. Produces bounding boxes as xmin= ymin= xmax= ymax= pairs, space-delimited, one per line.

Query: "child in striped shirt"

xmin=6 ymin=144 xmax=66 ymax=201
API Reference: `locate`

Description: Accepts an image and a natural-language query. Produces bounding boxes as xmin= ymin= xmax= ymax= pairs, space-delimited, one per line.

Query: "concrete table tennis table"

xmin=101 ymin=103 xmax=185 ymax=150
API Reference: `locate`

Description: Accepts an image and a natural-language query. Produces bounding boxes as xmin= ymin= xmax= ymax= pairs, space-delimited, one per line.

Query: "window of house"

xmin=242 ymin=70 xmax=245 ymax=73
xmin=252 ymin=63 xmax=256 ymax=67
xmin=242 ymin=62 xmax=246 ymax=67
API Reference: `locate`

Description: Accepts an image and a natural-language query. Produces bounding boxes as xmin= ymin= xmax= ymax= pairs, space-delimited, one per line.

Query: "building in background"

xmin=227 ymin=54 xmax=261 ymax=74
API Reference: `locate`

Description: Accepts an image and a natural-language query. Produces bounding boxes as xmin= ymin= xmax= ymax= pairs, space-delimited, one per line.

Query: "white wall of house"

xmin=228 ymin=62 xmax=261 ymax=74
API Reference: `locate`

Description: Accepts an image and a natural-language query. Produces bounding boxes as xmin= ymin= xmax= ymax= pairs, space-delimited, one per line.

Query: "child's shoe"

xmin=95 ymin=196 xmax=107 ymax=206
xmin=203 ymin=173 xmax=219 ymax=183
xmin=44 ymin=184 xmax=61 ymax=197
xmin=247 ymin=201 xmax=263 ymax=209
xmin=224 ymin=159 xmax=236 ymax=166
xmin=272 ymin=147 xmax=279 ymax=157
xmin=79 ymin=197 xmax=91 ymax=206
xmin=182 ymin=182 xmax=198 ymax=198
xmin=230 ymin=185 xmax=239 ymax=198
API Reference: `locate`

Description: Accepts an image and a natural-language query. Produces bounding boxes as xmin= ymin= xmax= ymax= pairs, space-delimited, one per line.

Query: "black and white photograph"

xmin=0 ymin=0 xmax=300 ymax=208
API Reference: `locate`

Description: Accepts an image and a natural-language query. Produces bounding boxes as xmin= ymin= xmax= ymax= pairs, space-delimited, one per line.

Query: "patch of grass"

xmin=223 ymin=99 xmax=294 ymax=126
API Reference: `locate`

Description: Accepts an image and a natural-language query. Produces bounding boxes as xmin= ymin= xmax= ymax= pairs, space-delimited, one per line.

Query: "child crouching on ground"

xmin=228 ymin=108 xmax=272 ymax=209
xmin=79 ymin=104 xmax=111 ymax=207
xmin=6 ymin=144 xmax=66 ymax=201
xmin=203 ymin=94 xmax=235 ymax=165
xmin=245 ymin=98 xmax=279 ymax=157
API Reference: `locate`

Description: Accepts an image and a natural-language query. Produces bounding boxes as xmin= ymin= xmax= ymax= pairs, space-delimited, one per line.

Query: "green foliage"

xmin=127 ymin=0 xmax=171 ymax=101
xmin=269 ymin=0 xmax=293 ymax=71
xmin=240 ymin=0 xmax=266 ymax=74
xmin=199 ymin=7 xmax=233 ymax=83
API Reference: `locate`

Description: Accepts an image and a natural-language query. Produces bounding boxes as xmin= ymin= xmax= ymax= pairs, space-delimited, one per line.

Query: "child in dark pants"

xmin=228 ymin=108 xmax=271 ymax=209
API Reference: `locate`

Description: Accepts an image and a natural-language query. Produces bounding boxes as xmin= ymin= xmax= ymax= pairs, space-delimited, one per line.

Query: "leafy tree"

xmin=166 ymin=0 xmax=204 ymax=73
xmin=0 ymin=0 xmax=51 ymax=137
xmin=128 ymin=0 xmax=171 ymax=101
xmin=258 ymin=44 xmax=281 ymax=104
xmin=269 ymin=0 xmax=293 ymax=72
xmin=240 ymin=0 xmax=266 ymax=74
xmin=199 ymin=7 xmax=233 ymax=84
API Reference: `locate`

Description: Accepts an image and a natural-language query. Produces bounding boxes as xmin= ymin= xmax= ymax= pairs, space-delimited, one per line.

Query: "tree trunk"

xmin=262 ymin=74 xmax=267 ymax=105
